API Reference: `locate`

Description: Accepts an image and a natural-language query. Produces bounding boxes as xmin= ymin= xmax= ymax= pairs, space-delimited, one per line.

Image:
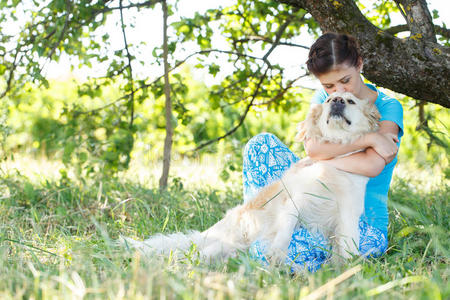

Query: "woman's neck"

xmin=358 ymin=81 xmax=378 ymax=103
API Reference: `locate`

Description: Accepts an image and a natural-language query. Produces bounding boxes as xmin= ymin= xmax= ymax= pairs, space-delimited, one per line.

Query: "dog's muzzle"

xmin=328 ymin=97 xmax=351 ymax=125
xmin=330 ymin=97 xmax=345 ymax=116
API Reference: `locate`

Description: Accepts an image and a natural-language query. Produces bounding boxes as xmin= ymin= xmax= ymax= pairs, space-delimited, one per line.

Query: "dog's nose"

xmin=330 ymin=97 xmax=345 ymax=116
xmin=331 ymin=98 xmax=345 ymax=109
xmin=332 ymin=97 xmax=345 ymax=104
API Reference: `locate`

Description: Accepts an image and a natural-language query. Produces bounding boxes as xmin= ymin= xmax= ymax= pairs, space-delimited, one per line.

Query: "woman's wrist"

xmin=355 ymin=132 xmax=376 ymax=149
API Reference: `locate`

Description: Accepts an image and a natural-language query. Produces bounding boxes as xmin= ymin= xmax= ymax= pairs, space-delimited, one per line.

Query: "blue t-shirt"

xmin=311 ymin=84 xmax=404 ymax=235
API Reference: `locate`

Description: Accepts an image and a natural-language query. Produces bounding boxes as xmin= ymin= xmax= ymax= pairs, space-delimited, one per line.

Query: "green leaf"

xmin=432 ymin=9 xmax=439 ymax=19
xmin=208 ymin=63 xmax=220 ymax=77
xmin=177 ymin=24 xmax=190 ymax=34
xmin=63 ymin=141 xmax=76 ymax=164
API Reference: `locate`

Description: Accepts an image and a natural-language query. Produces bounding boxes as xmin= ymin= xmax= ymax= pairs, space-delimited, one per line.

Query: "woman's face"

xmin=316 ymin=63 xmax=364 ymax=97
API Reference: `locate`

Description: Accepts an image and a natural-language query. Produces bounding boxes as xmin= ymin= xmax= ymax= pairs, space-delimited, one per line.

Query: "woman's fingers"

xmin=370 ymin=132 xmax=399 ymax=163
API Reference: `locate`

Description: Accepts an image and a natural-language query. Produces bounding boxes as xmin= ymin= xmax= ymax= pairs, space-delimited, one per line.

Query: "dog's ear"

xmin=295 ymin=104 xmax=323 ymax=141
xmin=363 ymin=102 xmax=381 ymax=130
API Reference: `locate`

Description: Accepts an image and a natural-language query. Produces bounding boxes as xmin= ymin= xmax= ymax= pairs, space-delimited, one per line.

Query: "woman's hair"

xmin=306 ymin=33 xmax=361 ymax=76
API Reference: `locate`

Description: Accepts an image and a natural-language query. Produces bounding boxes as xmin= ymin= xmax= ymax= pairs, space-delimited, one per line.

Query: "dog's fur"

xmin=122 ymin=92 xmax=381 ymax=263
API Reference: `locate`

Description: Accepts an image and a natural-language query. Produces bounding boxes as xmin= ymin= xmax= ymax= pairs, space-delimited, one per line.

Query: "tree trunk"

xmin=159 ymin=0 xmax=173 ymax=190
xmin=278 ymin=0 xmax=450 ymax=108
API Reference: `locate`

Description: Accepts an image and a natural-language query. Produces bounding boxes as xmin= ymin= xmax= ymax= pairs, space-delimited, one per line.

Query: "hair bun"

xmin=306 ymin=32 xmax=361 ymax=75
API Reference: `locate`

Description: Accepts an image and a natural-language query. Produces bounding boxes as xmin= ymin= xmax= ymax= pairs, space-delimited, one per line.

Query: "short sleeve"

xmin=377 ymin=95 xmax=404 ymax=139
xmin=311 ymin=89 xmax=328 ymax=105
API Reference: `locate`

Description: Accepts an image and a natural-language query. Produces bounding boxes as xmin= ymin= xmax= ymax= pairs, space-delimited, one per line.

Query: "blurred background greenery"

xmin=2 ymin=67 xmax=448 ymax=182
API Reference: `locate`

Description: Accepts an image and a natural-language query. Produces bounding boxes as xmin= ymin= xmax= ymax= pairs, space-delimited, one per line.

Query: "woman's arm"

xmin=305 ymin=121 xmax=400 ymax=162
xmin=303 ymin=121 xmax=400 ymax=177
xmin=304 ymin=134 xmax=371 ymax=160
xmin=321 ymin=148 xmax=386 ymax=177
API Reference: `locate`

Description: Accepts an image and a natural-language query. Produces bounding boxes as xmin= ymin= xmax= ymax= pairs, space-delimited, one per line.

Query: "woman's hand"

xmin=294 ymin=121 xmax=306 ymax=142
xmin=366 ymin=132 xmax=399 ymax=164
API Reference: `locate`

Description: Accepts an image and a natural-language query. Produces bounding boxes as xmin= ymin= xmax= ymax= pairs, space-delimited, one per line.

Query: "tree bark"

xmin=394 ymin=0 xmax=436 ymax=42
xmin=278 ymin=0 xmax=450 ymax=108
xmin=159 ymin=0 xmax=173 ymax=190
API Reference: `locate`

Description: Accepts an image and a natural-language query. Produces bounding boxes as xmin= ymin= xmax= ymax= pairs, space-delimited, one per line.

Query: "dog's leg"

xmin=267 ymin=213 xmax=298 ymax=263
xmin=335 ymin=183 xmax=365 ymax=259
xmin=199 ymin=241 xmax=238 ymax=260
xmin=336 ymin=211 xmax=360 ymax=259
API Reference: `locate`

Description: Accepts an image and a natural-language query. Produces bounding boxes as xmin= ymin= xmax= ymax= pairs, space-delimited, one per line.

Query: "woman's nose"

xmin=336 ymin=85 xmax=345 ymax=93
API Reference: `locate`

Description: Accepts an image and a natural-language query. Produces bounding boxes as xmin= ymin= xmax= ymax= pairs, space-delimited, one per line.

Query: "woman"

xmin=243 ymin=33 xmax=404 ymax=271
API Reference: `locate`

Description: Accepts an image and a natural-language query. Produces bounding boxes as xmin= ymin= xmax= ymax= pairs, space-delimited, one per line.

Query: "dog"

xmin=122 ymin=92 xmax=381 ymax=263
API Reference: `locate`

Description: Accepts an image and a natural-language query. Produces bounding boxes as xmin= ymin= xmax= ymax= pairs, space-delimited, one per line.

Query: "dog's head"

xmin=296 ymin=92 xmax=380 ymax=144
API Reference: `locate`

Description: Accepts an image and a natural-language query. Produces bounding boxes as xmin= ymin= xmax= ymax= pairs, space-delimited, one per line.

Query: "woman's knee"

xmin=243 ymin=132 xmax=280 ymax=155
xmin=358 ymin=221 xmax=388 ymax=258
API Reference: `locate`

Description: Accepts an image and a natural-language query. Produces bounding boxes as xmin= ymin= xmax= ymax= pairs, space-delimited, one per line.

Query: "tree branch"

xmin=100 ymin=0 xmax=162 ymax=13
xmin=188 ymin=10 xmax=310 ymax=153
xmin=188 ymin=9 xmax=309 ymax=153
xmin=74 ymin=48 xmax=267 ymax=116
xmin=189 ymin=68 xmax=269 ymax=153
xmin=394 ymin=1 xmax=408 ymax=22
xmin=159 ymin=0 xmax=173 ymax=189
xmin=253 ymin=72 xmax=309 ymax=106
xmin=38 ymin=0 xmax=72 ymax=75
xmin=394 ymin=0 xmax=436 ymax=42
xmin=385 ymin=24 xmax=450 ymax=39
xmin=119 ymin=0 xmax=135 ymax=128
xmin=277 ymin=0 xmax=450 ymax=108
xmin=262 ymin=8 xmax=304 ymax=65
xmin=0 ymin=46 xmax=20 ymax=99
xmin=234 ymin=10 xmax=261 ymax=37
xmin=234 ymin=36 xmax=310 ymax=49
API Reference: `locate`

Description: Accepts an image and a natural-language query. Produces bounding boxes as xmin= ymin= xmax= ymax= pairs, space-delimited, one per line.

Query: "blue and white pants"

xmin=243 ymin=133 xmax=388 ymax=272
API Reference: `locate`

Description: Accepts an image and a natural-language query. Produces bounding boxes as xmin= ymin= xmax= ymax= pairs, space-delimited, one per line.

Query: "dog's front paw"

xmin=200 ymin=242 xmax=236 ymax=260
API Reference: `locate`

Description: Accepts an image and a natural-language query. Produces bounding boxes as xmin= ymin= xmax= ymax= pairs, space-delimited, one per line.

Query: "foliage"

xmin=4 ymin=74 xmax=448 ymax=182
xmin=0 ymin=0 xmax=315 ymax=179
xmin=0 ymin=157 xmax=448 ymax=299
xmin=4 ymin=70 xmax=312 ymax=178
xmin=0 ymin=0 xmax=448 ymax=179
xmin=398 ymin=98 xmax=449 ymax=173
xmin=0 ymin=1 xmax=448 ymax=298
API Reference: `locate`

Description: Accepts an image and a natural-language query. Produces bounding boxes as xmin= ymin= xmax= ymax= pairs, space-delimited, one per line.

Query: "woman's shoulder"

xmin=374 ymin=88 xmax=403 ymax=114
xmin=372 ymin=86 xmax=404 ymax=137
xmin=311 ymin=89 xmax=328 ymax=104
xmin=365 ymin=83 xmax=402 ymax=114
xmin=377 ymin=91 xmax=402 ymax=106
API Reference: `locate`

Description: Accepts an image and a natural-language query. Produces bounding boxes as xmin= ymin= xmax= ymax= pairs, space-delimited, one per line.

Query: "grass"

xmin=0 ymin=156 xmax=448 ymax=299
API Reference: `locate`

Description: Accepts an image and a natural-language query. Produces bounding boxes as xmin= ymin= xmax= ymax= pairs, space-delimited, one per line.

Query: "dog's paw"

xmin=294 ymin=121 xmax=307 ymax=142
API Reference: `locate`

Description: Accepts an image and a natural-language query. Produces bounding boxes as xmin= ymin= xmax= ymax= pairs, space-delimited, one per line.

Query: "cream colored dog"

xmin=122 ymin=92 xmax=381 ymax=263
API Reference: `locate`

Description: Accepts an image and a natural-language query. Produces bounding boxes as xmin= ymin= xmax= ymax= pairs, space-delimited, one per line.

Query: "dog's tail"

xmin=120 ymin=231 xmax=208 ymax=255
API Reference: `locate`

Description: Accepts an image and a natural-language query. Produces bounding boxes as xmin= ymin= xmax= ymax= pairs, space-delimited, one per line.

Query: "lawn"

xmin=0 ymin=156 xmax=448 ymax=299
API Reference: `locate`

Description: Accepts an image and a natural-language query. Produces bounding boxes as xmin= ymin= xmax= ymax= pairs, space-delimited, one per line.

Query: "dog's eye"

xmin=347 ymin=99 xmax=355 ymax=104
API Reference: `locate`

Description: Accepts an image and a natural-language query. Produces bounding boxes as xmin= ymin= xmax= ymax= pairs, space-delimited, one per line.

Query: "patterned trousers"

xmin=243 ymin=133 xmax=388 ymax=272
